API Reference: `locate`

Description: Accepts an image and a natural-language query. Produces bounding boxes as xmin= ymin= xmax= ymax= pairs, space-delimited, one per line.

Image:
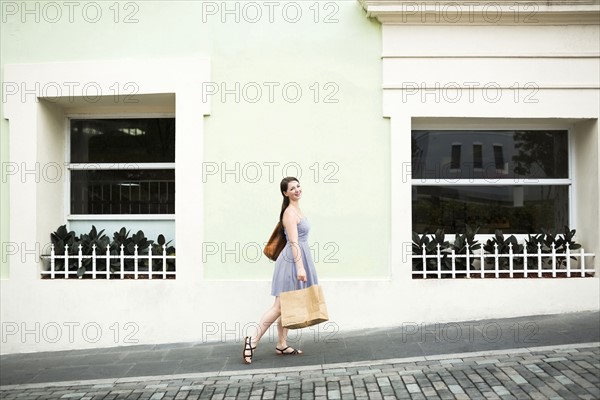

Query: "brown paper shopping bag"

xmin=280 ymin=284 xmax=329 ymax=329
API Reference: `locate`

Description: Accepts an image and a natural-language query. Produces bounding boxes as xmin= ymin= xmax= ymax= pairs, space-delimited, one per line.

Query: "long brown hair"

xmin=279 ymin=177 xmax=299 ymax=223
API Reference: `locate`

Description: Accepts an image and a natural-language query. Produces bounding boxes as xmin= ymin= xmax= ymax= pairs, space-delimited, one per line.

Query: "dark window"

xmin=413 ymin=185 xmax=569 ymax=235
xmin=412 ymin=130 xmax=568 ymax=180
xmin=69 ymin=118 xmax=175 ymax=215
xmin=411 ymin=130 xmax=570 ymax=234
xmin=71 ymin=118 xmax=175 ymax=163
xmin=71 ymin=169 xmax=175 ymax=215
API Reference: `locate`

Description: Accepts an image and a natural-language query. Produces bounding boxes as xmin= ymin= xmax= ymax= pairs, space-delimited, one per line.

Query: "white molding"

xmin=360 ymin=0 xmax=600 ymax=25
xmin=384 ymin=84 xmax=600 ymax=90
xmin=410 ymin=118 xmax=580 ymax=131
xmin=66 ymin=112 xmax=176 ymax=119
xmin=67 ymin=215 xmax=176 ymax=221
xmin=382 ymin=54 xmax=600 ymax=58
xmin=69 ymin=163 xmax=175 ymax=170
xmin=411 ymin=179 xmax=572 ymax=186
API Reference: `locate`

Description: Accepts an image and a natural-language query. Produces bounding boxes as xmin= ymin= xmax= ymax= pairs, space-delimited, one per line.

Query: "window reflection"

xmin=473 ymin=144 xmax=483 ymax=169
xmin=412 ymin=130 xmax=568 ymax=180
xmin=412 ymin=185 xmax=569 ymax=234
xmin=71 ymin=118 xmax=175 ymax=163
xmin=450 ymin=144 xmax=461 ymax=170
xmin=493 ymin=145 xmax=505 ymax=171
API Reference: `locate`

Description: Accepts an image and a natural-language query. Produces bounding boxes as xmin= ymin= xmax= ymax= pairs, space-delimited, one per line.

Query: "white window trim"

xmin=412 ymin=179 xmax=571 ymax=186
xmin=3 ymin=57 xmax=210 ymax=283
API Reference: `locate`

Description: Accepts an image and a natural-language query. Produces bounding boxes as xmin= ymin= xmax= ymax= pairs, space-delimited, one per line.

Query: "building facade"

xmin=1 ymin=0 xmax=599 ymax=353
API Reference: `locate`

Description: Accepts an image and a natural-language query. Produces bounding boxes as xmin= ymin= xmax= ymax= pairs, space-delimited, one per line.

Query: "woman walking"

xmin=242 ymin=177 xmax=319 ymax=364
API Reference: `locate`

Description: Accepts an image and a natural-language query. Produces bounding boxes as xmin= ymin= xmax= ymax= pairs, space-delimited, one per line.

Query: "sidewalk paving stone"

xmin=2 ymin=312 xmax=599 ymax=399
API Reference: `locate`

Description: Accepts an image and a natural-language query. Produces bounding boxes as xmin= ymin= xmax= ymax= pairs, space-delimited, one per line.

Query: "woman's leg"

xmin=276 ymin=317 xmax=288 ymax=347
xmin=243 ymin=297 xmax=282 ymax=363
xmin=255 ymin=297 xmax=282 ymax=342
xmin=275 ymin=306 xmax=303 ymax=355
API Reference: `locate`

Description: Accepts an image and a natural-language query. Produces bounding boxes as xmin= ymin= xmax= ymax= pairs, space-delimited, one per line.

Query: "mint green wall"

xmin=0 ymin=1 xmax=389 ymax=280
xmin=202 ymin=3 xmax=389 ymax=279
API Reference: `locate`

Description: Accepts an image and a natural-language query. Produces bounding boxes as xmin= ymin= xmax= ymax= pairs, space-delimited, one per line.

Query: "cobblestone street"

xmin=2 ymin=343 xmax=598 ymax=400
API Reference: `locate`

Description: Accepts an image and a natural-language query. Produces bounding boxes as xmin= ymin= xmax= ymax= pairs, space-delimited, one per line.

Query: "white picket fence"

xmin=41 ymin=244 xmax=176 ymax=279
xmin=412 ymin=242 xmax=596 ymax=279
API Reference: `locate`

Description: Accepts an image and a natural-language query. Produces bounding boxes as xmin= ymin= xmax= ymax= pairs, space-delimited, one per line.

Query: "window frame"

xmin=65 ymin=113 xmax=176 ymax=221
xmin=411 ymin=124 xmax=575 ymax=241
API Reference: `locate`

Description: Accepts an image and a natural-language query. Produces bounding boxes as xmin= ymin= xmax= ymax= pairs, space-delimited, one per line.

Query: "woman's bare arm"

xmin=282 ymin=210 xmax=306 ymax=281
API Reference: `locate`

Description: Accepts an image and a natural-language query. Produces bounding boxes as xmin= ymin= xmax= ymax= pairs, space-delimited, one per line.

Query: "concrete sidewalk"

xmin=1 ymin=311 xmax=598 ymax=388
xmin=1 ymin=343 xmax=598 ymax=399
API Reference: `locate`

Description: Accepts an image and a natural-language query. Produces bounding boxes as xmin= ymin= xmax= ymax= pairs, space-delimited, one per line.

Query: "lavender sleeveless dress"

xmin=271 ymin=218 xmax=319 ymax=296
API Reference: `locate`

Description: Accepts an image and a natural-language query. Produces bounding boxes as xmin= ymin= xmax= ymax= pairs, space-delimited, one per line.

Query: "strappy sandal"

xmin=275 ymin=346 xmax=303 ymax=356
xmin=242 ymin=336 xmax=256 ymax=364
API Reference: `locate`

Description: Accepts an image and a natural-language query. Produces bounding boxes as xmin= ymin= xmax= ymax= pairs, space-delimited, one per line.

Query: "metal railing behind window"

xmin=69 ymin=166 xmax=175 ymax=215
xmin=72 ymin=180 xmax=175 ymax=215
